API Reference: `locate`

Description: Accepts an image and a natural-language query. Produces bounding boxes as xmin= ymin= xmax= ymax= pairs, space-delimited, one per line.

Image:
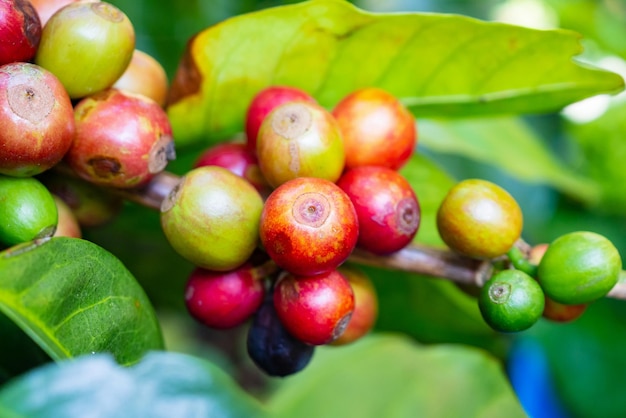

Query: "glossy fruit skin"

xmin=0 ymin=0 xmax=41 ymax=65
xmin=113 ymin=49 xmax=168 ymax=107
xmin=529 ymin=243 xmax=587 ymax=322
xmin=332 ymin=87 xmax=416 ymax=170
xmin=260 ymin=177 xmax=358 ymax=276
xmin=39 ymin=171 xmax=123 ymax=227
xmin=0 ymin=174 xmax=57 ymax=245
xmin=337 ymin=166 xmax=420 ymax=254
xmin=257 ymin=101 xmax=345 ymax=188
xmin=194 ymin=141 xmax=269 ymax=194
xmin=537 ymin=231 xmax=621 ymax=305
xmin=331 ymin=265 xmax=378 ymax=345
xmin=52 ymin=194 xmax=81 ymax=238
xmin=437 ymin=179 xmax=523 ymax=259
xmin=245 ymin=85 xmax=315 ymax=151
xmin=34 ymin=1 xmax=135 ymax=98
xmin=30 ymin=0 xmax=99 ymax=26
xmin=184 ymin=263 xmax=265 ymax=329
xmin=0 ymin=62 xmax=75 ymax=177
xmin=479 ymin=269 xmax=545 ymax=333
xmin=273 ymin=270 xmax=355 ymax=345
xmin=67 ymin=89 xmax=175 ymax=188
xmin=247 ymin=297 xmax=315 ymax=377
xmin=160 ymin=166 xmax=264 ymax=271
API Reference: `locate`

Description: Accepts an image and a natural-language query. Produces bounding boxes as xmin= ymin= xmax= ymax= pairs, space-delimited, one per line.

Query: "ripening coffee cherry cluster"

xmin=168 ymin=84 xmax=421 ymax=376
xmin=0 ymin=0 xmax=172 ymax=248
xmin=436 ymin=178 xmax=622 ymax=332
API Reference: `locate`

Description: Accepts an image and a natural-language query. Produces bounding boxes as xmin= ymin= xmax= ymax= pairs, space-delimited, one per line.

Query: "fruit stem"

xmin=52 ymin=168 xmax=626 ymax=301
xmin=506 ymin=245 xmax=538 ymax=278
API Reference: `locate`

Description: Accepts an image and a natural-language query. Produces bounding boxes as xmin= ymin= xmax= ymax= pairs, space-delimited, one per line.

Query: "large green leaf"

xmin=167 ymin=0 xmax=624 ymax=146
xmin=418 ymin=116 xmax=600 ymax=204
xmin=0 ymin=351 xmax=267 ymax=418
xmin=267 ymin=334 xmax=526 ymax=418
xmin=0 ymin=237 xmax=163 ymax=366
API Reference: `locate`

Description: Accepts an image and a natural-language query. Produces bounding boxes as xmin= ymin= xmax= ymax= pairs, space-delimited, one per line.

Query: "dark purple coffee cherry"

xmin=246 ymin=298 xmax=315 ymax=377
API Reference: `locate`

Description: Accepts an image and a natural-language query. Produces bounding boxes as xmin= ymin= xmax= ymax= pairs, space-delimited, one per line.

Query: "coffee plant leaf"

xmin=0 ymin=237 xmax=163 ymax=366
xmin=267 ymin=334 xmax=525 ymax=418
xmin=419 ymin=116 xmax=600 ymax=205
xmin=0 ymin=351 xmax=266 ymax=418
xmin=166 ymin=0 xmax=624 ymax=146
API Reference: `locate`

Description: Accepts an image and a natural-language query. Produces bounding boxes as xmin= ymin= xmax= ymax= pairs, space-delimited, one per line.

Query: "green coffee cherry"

xmin=0 ymin=175 xmax=58 ymax=246
xmin=537 ymin=231 xmax=621 ymax=305
xmin=479 ymin=269 xmax=544 ymax=333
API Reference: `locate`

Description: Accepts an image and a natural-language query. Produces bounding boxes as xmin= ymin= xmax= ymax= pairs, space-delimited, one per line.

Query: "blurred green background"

xmin=70 ymin=0 xmax=626 ymax=417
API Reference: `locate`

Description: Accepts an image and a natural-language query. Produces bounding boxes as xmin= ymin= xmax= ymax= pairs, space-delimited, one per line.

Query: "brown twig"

xmin=105 ymin=170 xmax=626 ymax=301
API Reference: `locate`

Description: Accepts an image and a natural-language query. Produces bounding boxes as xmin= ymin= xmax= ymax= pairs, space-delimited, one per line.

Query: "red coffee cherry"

xmin=337 ymin=166 xmax=420 ymax=254
xmin=332 ymin=87 xmax=416 ymax=170
xmin=185 ymin=263 xmax=265 ymax=329
xmin=273 ymin=270 xmax=355 ymax=346
xmin=332 ymin=265 xmax=378 ymax=346
xmin=260 ymin=177 xmax=358 ymax=276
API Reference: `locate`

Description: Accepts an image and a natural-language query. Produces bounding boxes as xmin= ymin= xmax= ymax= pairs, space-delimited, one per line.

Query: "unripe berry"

xmin=245 ymin=85 xmax=315 ymax=150
xmin=437 ymin=179 xmax=523 ymax=259
xmin=160 ymin=166 xmax=264 ymax=271
xmin=257 ymin=101 xmax=345 ymax=188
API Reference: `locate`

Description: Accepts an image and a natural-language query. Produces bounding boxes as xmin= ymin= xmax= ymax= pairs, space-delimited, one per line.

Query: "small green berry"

xmin=537 ymin=231 xmax=621 ymax=305
xmin=479 ymin=269 xmax=544 ymax=333
xmin=0 ymin=175 xmax=58 ymax=246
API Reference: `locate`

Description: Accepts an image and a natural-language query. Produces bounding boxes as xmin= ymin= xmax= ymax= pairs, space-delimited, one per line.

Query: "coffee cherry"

xmin=184 ymin=263 xmax=265 ymax=329
xmin=35 ymin=1 xmax=135 ymax=98
xmin=30 ymin=0 xmax=98 ymax=26
xmin=436 ymin=179 xmax=523 ymax=259
xmin=113 ymin=49 xmax=168 ymax=107
xmin=160 ymin=166 xmax=264 ymax=271
xmin=247 ymin=297 xmax=315 ymax=377
xmin=0 ymin=174 xmax=57 ymax=246
xmin=332 ymin=87 xmax=416 ymax=170
xmin=337 ymin=166 xmax=420 ymax=254
xmin=194 ymin=141 xmax=269 ymax=194
xmin=537 ymin=231 xmax=621 ymax=305
xmin=52 ymin=194 xmax=82 ymax=238
xmin=528 ymin=243 xmax=587 ymax=322
xmin=256 ymin=101 xmax=345 ymax=188
xmin=331 ymin=265 xmax=378 ymax=346
xmin=0 ymin=0 xmax=41 ymax=65
xmin=260 ymin=177 xmax=358 ymax=276
xmin=67 ymin=89 xmax=175 ymax=188
xmin=39 ymin=171 xmax=123 ymax=227
xmin=245 ymin=85 xmax=315 ymax=151
xmin=273 ymin=270 xmax=355 ymax=345
xmin=0 ymin=62 xmax=75 ymax=177
xmin=479 ymin=269 xmax=544 ymax=333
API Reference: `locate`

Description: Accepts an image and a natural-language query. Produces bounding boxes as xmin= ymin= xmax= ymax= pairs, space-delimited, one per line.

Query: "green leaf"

xmin=0 ymin=237 xmax=163 ymax=366
xmin=566 ymin=100 xmax=626 ymax=213
xmin=267 ymin=334 xmax=526 ymax=418
xmin=0 ymin=351 xmax=267 ymax=418
xmin=419 ymin=116 xmax=600 ymax=204
xmin=400 ymin=153 xmax=454 ymax=247
xmin=167 ymin=0 xmax=624 ymax=146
